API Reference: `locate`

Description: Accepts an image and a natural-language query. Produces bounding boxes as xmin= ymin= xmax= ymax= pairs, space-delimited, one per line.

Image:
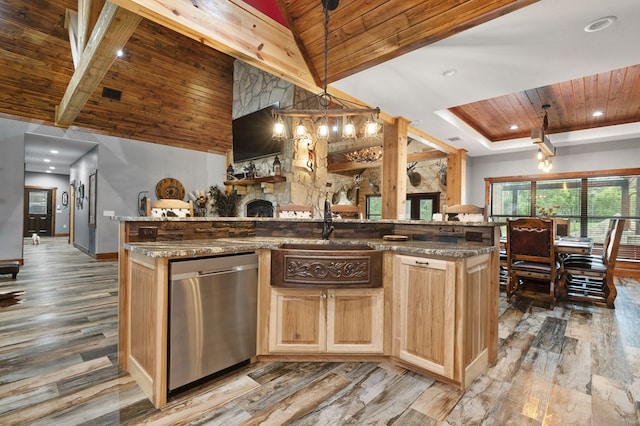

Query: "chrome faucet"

xmin=322 ymin=196 xmax=334 ymax=240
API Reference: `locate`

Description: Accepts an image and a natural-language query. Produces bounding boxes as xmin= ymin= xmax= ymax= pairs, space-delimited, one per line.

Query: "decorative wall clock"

xmin=155 ymin=178 xmax=185 ymax=200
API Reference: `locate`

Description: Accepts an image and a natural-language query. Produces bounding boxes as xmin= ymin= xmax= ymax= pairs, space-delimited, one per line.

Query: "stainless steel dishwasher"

xmin=168 ymin=253 xmax=258 ymax=392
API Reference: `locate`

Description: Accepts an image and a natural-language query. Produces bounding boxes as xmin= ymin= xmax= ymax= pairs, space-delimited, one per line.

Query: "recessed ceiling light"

xmin=44 ymin=158 xmax=51 ymax=162
xmin=584 ymin=16 xmax=616 ymax=33
xmin=46 ymin=170 xmax=51 ymax=173
xmin=49 ymin=166 xmax=56 ymax=170
xmin=592 ymin=111 xmax=604 ymax=117
xmin=50 ymin=149 xmax=58 ymax=154
xmin=510 ymin=124 xmax=518 ymax=130
xmin=117 ymin=49 xmax=124 ymax=57
xmin=441 ymin=69 xmax=457 ymax=77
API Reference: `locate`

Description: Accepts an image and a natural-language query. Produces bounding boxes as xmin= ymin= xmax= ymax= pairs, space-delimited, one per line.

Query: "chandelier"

xmin=532 ymin=104 xmax=556 ymax=173
xmin=272 ymin=0 xmax=381 ymax=142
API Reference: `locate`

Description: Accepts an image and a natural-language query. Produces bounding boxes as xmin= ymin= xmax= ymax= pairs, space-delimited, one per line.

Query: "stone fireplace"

xmin=246 ymin=199 xmax=274 ymax=217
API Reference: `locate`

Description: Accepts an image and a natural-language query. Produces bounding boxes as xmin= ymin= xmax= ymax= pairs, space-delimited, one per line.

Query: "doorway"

xmin=24 ymin=187 xmax=56 ymax=237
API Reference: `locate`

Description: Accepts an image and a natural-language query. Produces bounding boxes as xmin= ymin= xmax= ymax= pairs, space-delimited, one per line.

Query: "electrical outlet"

xmin=139 ymin=227 xmax=158 ymax=240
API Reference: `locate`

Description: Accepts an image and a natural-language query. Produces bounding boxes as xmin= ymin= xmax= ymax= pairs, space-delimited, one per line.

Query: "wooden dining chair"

xmin=559 ymin=218 xmax=625 ymax=308
xmin=506 ymin=218 xmax=559 ymax=306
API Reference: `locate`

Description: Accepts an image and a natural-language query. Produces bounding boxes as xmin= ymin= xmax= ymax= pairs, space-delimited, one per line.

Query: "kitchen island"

xmin=116 ymin=217 xmax=501 ymax=408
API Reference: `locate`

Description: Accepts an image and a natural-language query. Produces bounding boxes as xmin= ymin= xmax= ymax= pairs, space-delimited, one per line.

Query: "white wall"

xmin=24 ymin=172 xmax=71 ymax=235
xmin=0 ymin=116 xmax=226 ymax=260
xmin=94 ymin=135 xmax=226 ymax=254
xmin=466 ymin=138 xmax=640 ymax=207
xmin=70 ymin=146 xmax=98 ymax=254
xmin=0 ymin=117 xmax=26 ymax=261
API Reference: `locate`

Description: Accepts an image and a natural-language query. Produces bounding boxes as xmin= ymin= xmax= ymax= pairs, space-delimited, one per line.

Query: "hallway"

xmin=1 ymin=237 xmax=639 ymax=424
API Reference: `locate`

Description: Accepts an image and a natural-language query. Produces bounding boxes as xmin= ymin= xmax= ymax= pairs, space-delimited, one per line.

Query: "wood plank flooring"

xmin=1 ymin=237 xmax=640 ymax=425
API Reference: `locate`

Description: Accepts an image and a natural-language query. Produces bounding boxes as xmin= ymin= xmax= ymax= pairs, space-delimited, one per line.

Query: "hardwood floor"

xmin=1 ymin=237 xmax=640 ymax=425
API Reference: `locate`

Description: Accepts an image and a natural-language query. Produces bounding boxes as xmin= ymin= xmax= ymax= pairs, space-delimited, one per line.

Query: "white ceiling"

xmin=333 ymin=0 xmax=640 ymax=157
xmin=24 ymin=133 xmax=96 ymax=175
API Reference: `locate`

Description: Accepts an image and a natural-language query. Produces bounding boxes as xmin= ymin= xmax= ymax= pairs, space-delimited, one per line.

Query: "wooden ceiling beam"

xmin=407 ymin=150 xmax=448 ymax=162
xmin=109 ymin=0 xmax=318 ymax=93
xmin=409 ymin=127 xmax=458 ymax=155
xmin=64 ymin=9 xmax=80 ymax=68
xmin=55 ymin=2 xmax=142 ymax=126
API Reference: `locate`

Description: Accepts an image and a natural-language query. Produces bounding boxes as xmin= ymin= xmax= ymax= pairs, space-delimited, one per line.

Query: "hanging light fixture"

xmin=272 ymin=0 xmax=380 ymax=144
xmin=343 ymin=116 xmax=356 ymax=138
xmin=532 ymin=104 xmax=556 ymax=173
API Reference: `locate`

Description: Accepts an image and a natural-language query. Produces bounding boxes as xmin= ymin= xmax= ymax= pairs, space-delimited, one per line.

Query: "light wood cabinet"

xmin=269 ymin=287 xmax=384 ymax=354
xmin=327 ymin=289 xmax=384 ymax=353
xmin=269 ymin=288 xmax=325 ymax=352
xmin=393 ymin=253 xmax=493 ymax=388
xmin=121 ymin=251 xmax=169 ymax=409
xmin=394 ymin=255 xmax=456 ymax=378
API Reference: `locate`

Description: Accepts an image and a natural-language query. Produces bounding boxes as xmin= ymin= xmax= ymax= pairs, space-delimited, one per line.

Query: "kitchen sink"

xmin=271 ymin=242 xmax=382 ymax=288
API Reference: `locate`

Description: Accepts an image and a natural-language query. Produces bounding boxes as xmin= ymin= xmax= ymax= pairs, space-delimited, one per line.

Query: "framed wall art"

xmin=76 ymin=182 xmax=84 ymax=209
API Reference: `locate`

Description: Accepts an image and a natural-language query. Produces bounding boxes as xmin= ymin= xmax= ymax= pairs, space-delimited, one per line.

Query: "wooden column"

xmin=445 ymin=149 xmax=467 ymax=207
xmin=381 ymin=117 xmax=409 ymax=219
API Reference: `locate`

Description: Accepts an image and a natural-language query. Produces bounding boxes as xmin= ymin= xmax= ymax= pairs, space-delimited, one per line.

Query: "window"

xmin=367 ymin=195 xmax=382 ymax=220
xmin=487 ymin=169 xmax=640 ymax=260
xmin=366 ymin=192 xmax=440 ymax=220
xmin=406 ymin=193 xmax=440 ymax=220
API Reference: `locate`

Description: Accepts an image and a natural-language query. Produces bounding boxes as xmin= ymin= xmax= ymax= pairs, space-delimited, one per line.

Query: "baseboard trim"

xmin=0 ymin=258 xmax=24 ymax=266
xmin=73 ymin=242 xmax=89 ymax=255
xmin=96 ymin=252 xmax=118 ymax=260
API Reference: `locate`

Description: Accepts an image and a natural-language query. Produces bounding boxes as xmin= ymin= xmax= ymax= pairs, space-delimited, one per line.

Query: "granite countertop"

xmin=113 ymin=216 xmax=502 ymax=227
xmin=124 ymin=237 xmax=496 ymax=259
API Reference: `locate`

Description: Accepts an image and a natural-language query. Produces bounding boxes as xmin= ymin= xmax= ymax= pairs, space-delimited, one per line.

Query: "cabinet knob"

xmin=320 ymin=293 xmax=327 ymax=300
xmin=328 ymin=293 xmax=334 ymax=299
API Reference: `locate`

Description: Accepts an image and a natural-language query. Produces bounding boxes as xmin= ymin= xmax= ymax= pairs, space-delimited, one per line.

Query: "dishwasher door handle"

xmin=197 ymin=268 xmax=236 ymax=278
xmin=197 ymin=263 xmax=258 ymax=278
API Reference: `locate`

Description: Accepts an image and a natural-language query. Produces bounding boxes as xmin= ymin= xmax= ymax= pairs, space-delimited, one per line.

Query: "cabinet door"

xmin=326 ymin=288 xmax=384 ymax=353
xmin=269 ymin=288 xmax=325 ymax=353
xmin=394 ymin=255 xmax=456 ymax=378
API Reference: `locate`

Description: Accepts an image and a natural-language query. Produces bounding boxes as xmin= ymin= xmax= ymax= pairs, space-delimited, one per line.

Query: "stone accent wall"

xmin=407 ymin=139 xmax=448 ymax=211
xmin=233 ymin=61 xmax=294 ymax=118
xmin=232 ymin=61 xmax=294 ymax=216
xmin=232 ymin=61 xmax=331 ymax=218
xmin=232 ymin=61 xmax=449 ymax=219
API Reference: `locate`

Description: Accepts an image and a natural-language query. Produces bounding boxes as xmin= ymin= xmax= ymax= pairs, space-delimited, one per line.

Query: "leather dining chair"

xmin=506 ymin=218 xmax=559 ymax=306
xmin=558 ymin=218 xmax=625 ymax=308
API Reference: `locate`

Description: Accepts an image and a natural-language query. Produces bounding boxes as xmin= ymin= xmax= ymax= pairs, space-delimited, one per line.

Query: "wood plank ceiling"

xmin=449 ymin=64 xmax=640 ymax=142
xmin=277 ymin=0 xmax=538 ymax=88
xmin=2 ymin=0 xmax=638 ymax=157
xmin=0 ymin=0 xmax=234 ymax=154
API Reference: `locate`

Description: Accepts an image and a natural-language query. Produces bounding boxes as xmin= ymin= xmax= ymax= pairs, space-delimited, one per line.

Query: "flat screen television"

xmin=232 ymin=102 xmax=281 ymax=162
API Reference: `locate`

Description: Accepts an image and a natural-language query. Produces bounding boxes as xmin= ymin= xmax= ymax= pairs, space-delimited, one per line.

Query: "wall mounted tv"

xmin=232 ymin=102 xmax=281 ymax=163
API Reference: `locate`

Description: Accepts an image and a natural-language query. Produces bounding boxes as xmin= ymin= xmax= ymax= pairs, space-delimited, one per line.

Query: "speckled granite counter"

xmin=123 ymin=236 xmax=495 ymax=259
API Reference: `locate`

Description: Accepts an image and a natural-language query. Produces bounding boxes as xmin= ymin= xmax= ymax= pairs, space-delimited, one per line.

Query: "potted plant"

xmin=208 ymin=185 xmax=241 ymax=217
